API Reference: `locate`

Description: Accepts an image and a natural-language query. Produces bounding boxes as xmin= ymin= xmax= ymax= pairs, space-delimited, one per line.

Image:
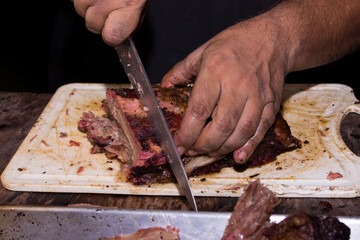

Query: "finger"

xmin=161 ymin=45 xmax=206 ymax=88
xmin=74 ymin=0 xmax=94 ymax=18
xmin=102 ymin=5 xmax=144 ymax=46
xmin=188 ymin=85 xmax=246 ymax=155
xmin=84 ymin=0 xmax=123 ymax=34
xmin=209 ymin=94 xmax=263 ymax=159
xmin=233 ymin=101 xmax=278 ymax=164
xmin=173 ymin=68 xmax=219 ymax=154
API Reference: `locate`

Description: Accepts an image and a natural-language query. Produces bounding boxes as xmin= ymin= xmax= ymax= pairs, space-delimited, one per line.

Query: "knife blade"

xmin=115 ymin=37 xmax=198 ymax=211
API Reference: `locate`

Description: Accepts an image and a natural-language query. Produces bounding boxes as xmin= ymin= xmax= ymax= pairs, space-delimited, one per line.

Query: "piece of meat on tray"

xmin=263 ymin=212 xmax=351 ymax=240
xmin=221 ymin=179 xmax=281 ymax=240
xmin=78 ymin=85 xmax=302 ymax=185
xmin=104 ymin=226 xmax=180 ymax=240
xmin=221 ymin=179 xmax=350 ymax=240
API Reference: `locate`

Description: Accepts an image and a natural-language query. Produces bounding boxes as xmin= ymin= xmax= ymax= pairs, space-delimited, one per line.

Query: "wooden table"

xmin=1 ymin=91 xmax=360 ymax=216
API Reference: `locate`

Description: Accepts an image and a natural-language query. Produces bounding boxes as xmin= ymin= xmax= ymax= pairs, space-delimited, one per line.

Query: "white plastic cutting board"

xmin=1 ymin=83 xmax=360 ymax=197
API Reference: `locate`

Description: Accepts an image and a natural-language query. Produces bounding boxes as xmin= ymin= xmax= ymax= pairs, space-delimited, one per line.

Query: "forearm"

xmin=265 ymin=0 xmax=360 ymax=72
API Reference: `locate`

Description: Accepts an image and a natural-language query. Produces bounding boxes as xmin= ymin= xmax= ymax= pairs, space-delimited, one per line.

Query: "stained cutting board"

xmin=1 ymin=83 xmax=360 ymax=197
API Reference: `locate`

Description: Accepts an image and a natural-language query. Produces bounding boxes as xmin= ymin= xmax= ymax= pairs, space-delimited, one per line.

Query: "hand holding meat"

xmin=161 ymin=0 xmax=360 ymax=164
xmin=72 ymin=0 xmax=147 ymax=46
xmin=161 ymin=17 xmax=286 ymax=164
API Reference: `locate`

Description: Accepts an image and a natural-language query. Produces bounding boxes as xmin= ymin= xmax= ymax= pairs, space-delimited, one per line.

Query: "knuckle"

xmin=73 ymin=0 xmax=86 ymax=17
xmin=102 ymin=26 xmax=127 ymax=46
xmin=195 ymin=144 xmax=214 ymax=154
xmin=260 ymin=117 xmax=273 ymax=133
xmin=188 ymin=102 xmax=212 ymax=120
xmin=237 ymin=119 xmax=257 ymax=139
xmin=85 ymin=22 xmax=102 ymax=34
xmin=204 ymin=52 xmax=230 ymax=74
xmin=213 ymin=114 xmax=236 ymax=134
xmin=208 ymin=151 xmax=226 ymax=159
xmin=175 ymin=129 xmax=192 ymax=145
xmin=207 ymin=52 xmax=226 ymax=66
xmin=246 ymin=137 xmax=259 ymax=150
xmin=125 ymin=0 xmax=143 ymax=7
xmin=218 ymin=144 xmax=236 ymax=155
xmin=84 ymin=7 xmax=103 ymax=34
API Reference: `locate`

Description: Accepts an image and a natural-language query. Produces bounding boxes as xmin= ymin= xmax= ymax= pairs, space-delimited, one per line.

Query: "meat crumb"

xmin=320 ymin=200 xmax=333 ymax=211
xmin=77 ymin=166 xmax=84 ymax=174
xmin=41 ymin=140 xmax=50 ymax=146
xmin=59 ymin=132 xmax=68 ymax=138
xmin=326 ymin=171 xmax=343 ymax=180
xmin=29 ymin=134 xmax=38 ymax=142
xmin=249 ymin=173 xmax=260 ymax=178
xmin=317 ymin=129 xmax=325 ymax=137
xmin=69 ymin=88 xmax=76 ymax=97
xmin=69 ymin=140 xmax=81 ymax=146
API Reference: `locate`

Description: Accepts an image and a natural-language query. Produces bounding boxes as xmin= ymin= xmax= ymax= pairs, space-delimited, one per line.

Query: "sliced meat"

xmin=78 ymin=112 xmax=132 ymax=162
xmin=106 ymin=226 xmax=180 ymax=240
xmin=105 ymin=85 xmax=192 ymax=184
xmin=221 ymin=179 xmax=281 ymax=240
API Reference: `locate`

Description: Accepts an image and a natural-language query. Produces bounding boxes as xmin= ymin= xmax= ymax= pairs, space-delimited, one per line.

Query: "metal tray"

xmin=2 ymin=83 xmax=360 ymax=197
xmin=0 ymin=206 xmax=359 ymax=240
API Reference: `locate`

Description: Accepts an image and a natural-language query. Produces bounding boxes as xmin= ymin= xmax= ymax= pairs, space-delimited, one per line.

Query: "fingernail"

xmin=177 ymin=146 xmax=185 ymax=156
xmin=237 ymin=151 xmax=247 ymax=163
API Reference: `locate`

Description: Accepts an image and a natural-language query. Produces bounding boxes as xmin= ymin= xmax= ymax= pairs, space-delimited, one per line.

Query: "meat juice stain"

xmin=53 ymin=121 xmax=63 ymax=157
xmin=77 ymin=166 xmax=84 ymax=174
xmin=65 ymin=107 xmax=72 ymax=137
xmin=115 ymin=162 xmax=128 ymax=182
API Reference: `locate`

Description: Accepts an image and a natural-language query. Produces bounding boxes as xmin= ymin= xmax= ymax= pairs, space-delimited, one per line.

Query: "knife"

xmin=115 ymin=37 xmax=198 ymax=211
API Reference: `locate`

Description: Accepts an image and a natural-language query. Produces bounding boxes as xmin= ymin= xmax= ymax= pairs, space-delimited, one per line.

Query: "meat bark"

xmin=78 ymin=85 xmax=302 ymax=185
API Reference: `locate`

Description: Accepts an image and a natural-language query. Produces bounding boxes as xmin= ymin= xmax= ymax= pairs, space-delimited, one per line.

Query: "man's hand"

xmin=161 ymin=16 xmax=288 ymax=164
xmin=161 ymin=0 xmax=360 ymax=164
xmin=73 ymin=0 xmax=147 ymax=46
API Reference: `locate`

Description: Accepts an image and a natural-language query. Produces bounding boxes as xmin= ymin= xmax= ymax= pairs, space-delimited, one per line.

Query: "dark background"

xmin=1 ymin=0 xmax=359 ymax=98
